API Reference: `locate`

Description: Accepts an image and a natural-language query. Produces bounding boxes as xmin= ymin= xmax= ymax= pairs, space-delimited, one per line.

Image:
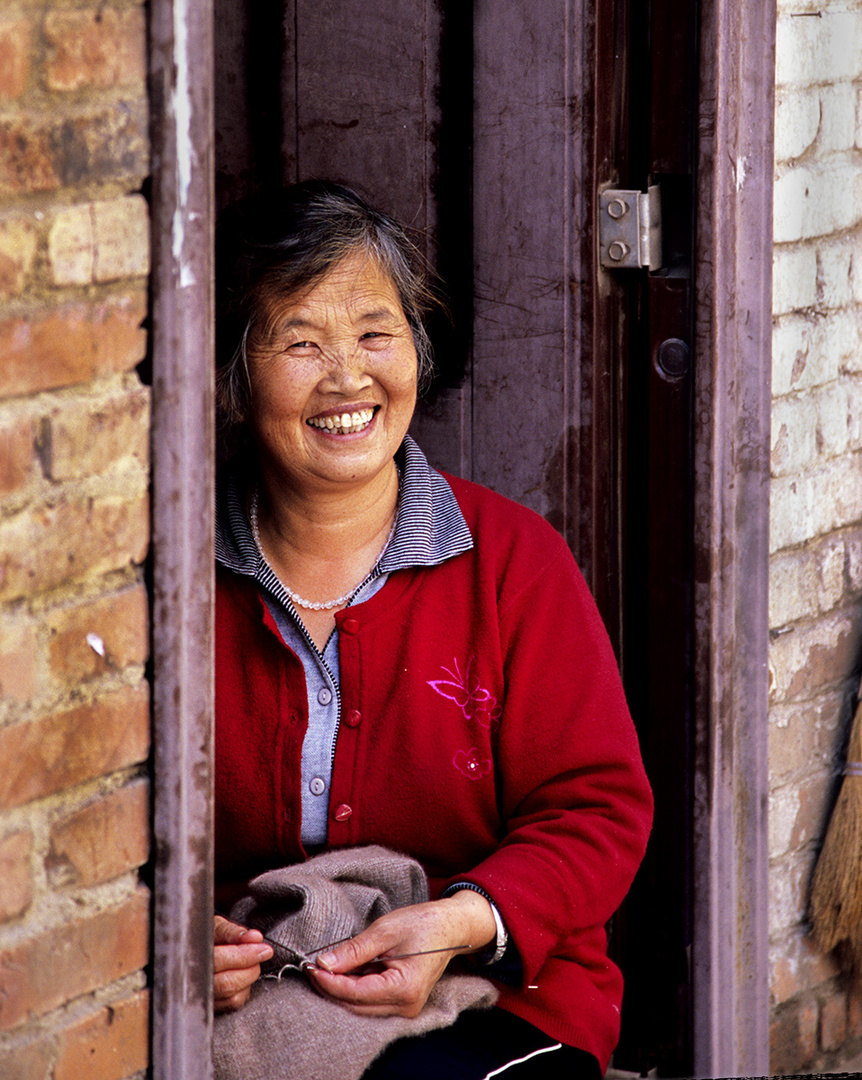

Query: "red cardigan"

xmin=215 ymin=472 xmax=652 ymax=1071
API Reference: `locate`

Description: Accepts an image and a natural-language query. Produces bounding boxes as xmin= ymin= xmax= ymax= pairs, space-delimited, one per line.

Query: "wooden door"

xmin=213 ymin=1 xmax=698 ymax=1072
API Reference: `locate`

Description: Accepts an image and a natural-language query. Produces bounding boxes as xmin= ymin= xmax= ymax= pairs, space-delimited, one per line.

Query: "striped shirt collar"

xmin=215 ymin=434 xmax=474 ymax=577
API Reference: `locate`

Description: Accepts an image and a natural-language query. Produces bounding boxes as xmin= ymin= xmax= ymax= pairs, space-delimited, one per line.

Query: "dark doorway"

xmin=593 ymin=2 xmax=698 ymax=1074
xmin=213 ymin=2 xmax=698 ymax=1072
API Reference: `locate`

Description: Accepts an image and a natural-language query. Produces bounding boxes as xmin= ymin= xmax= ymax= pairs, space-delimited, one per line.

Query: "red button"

xmin=345 ymin=709 xmax=362 ymax=728
xmin=333 ymin=803 xmax=353 ymax=822
xmin=342 ymin=618 xmax=360 ymax=635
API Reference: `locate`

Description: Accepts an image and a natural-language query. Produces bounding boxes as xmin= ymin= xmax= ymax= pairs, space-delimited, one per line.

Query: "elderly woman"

xmin=212 ymin=181 xmax=652 ymax=1080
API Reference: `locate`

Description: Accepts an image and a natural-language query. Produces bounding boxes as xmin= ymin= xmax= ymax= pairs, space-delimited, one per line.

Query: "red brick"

xmin=93 ymin=195 xmax=150 ymax=282
xmin=0 ymin=293 xmax=147 ymax=399
xmin=42 ymin=384 xmax=150 ymax=482
xmin=0 ymin=830 xmax=33 ymax=922
xmin=0 ymin=414 xmax=35 ymax=494
xmin=768 ymin=696 xmax=834 ymax=781
xmin=0 ymin=118 xmax=57 ymax=192
xmin=48 ymin=202 xmax=93 ymax=285
xmin=0 ymin=18 xmax=30 ymax=100
xmin=0 ymin=1033 xmax=55 ymax=1080
xmin=0 ymin=887 xmax=149 ymax=1030
xmin=0 ymin=101 xmax=147 ymax=196
xmin=770 ymin=997 xmax=818 ymax=1074
xmin=0 ymin=216 xmax=36 ymax=297
xmin=44 ymin=8 xmax=145 ymax=92
xmin=820 ymin=992 xmax=848 ymax=1051
xmin=799 ymin=932 xmax=841 ymax=993
xmin=772 ymin=953 xmax=799 ymax=1006
xmin=848 ymin=988 xmax=862 ymax=1038
xmin=784 ymin=611 xmax=862 ymax=701
xmin=47 ymin=779 xmax=149 ymax=888
xmin=0 ymin=619 xmax=36 ymax=703
xmin=54 ymin=989 xmax=149 ymax=1080
xmin=789 ymin=773 xmax=832 ymax=852
xmin=0 ymin=491 xmax=149 ymax=602
xmin=48 ymin=584 xmax=148 ymax=683
xmin=48 ymin=196 xmax=150 ymax=286
xmin=799 ymin=997 xmax=818 ymax=1062
xmin=0 ymin=683 xmax=150 ymax=810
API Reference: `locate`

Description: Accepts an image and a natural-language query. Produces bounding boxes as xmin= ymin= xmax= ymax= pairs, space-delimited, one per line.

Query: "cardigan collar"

xmin=215 ymin=435 xmax=474 ymax=578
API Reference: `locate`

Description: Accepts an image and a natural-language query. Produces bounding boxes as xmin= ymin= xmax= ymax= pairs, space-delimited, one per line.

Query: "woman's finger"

xmin=308 ymin=948 xmax=452 ymax=1018
xmin=212 ymin=914 xmax=272 ymax=1013
xmin=214 ymin=913 xmax=266 ymax=946
xmin=311 ymin=895 xmax=494 ymax=1016
xmin=215 ymin=957 xmax=264 ymax=996
xmin=214 ymin=982 xmax=254 ymax=1014
xmin=214 ymin=941 xmax=272 ymax=973
xmin=213 ymin=914 xmax=272 ymax=973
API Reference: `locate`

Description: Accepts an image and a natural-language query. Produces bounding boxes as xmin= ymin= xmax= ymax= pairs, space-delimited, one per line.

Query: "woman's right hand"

xmin=214 ymin=915 xmax=273 ymax=1013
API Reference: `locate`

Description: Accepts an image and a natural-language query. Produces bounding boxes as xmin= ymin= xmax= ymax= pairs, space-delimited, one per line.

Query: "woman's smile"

xmin=306 ymin=405 xmax=377 ymax=435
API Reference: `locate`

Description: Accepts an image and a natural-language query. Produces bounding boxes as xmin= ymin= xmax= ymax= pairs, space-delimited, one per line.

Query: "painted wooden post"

xmin=149 ymin=0 xmax=216 ymax=1075
xmin=692 ymin=0 xmax=775 ymax=1074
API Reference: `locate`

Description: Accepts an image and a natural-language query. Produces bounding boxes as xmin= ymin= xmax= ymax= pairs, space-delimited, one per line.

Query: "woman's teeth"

xmin=307 ymin=407 xmax=375 ymax=434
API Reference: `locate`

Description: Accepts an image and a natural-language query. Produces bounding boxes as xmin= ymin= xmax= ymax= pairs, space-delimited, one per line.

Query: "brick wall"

xmin=769 ymin=1 xmax=862 ymax=1073
xmin=0 ymin=3 xmax=151 ymax=1078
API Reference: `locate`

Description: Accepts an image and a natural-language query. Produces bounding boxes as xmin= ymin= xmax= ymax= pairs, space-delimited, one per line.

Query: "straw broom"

xmin=810 ymin=675 xmax=862 ymax=972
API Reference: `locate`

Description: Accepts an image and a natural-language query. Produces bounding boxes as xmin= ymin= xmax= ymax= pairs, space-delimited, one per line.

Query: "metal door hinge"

xmin=599 ymin=186 xmax=662 ymax=270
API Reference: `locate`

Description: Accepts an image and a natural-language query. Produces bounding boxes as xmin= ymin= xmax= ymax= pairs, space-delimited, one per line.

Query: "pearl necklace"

xmin=249 ymin=486 xmax=398 ymax=611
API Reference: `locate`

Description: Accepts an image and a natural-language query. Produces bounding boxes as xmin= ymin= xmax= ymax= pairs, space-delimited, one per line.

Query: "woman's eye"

xmin=361 ymin=331 xmax=388 ymax=343
xmin=286 ymin=340 xmax=315 ymax=350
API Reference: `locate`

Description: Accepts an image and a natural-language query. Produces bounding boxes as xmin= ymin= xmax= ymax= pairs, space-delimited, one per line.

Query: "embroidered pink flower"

xmin=453 ymin=747 xmax=493 ymax=781
xmin=470 ymin=689 xmax=502 ymax=730
xmin=428 ymin=658 xmax=501 ymax=728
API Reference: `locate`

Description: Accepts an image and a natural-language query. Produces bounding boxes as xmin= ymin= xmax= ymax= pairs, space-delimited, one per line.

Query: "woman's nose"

xmin=319 ymin=346 xmax=373 ymax=394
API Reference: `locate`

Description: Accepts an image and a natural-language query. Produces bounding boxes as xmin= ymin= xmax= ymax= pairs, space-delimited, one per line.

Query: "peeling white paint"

xmin=735 ymin=155 xmax=749 ymax=192
xmin=171 ymin=0 xmax=196 ymax=289
xmin=86 ymin=632 xmax=106 ymax=657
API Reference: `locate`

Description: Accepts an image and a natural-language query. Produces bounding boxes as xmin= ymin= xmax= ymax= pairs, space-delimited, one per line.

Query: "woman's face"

xmin=247 ymin=250 xmax=418 ymax=495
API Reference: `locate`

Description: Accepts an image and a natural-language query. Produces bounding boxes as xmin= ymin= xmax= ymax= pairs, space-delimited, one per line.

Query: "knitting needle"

xmin=215 ymin=914 xmax=470 ymax=968
xmin=215 ymin=911 xmax=350 ymax=957
xmin=360 ymin=944 xmax=472 ymax=963
xmin=311 ymin=943 xmax=473 ymax=973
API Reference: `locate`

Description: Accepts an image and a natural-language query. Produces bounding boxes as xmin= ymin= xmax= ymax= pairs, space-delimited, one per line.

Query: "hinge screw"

xmin=608 ymin=240 xmax=630 ymax=261
xmin=607 ymin=198 xmax=629 ymax=219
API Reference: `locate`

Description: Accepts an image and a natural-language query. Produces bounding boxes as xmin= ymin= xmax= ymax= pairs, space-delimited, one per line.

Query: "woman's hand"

xmin=306 ymin=890 xmax=496 ymax=1018
xmin=213 ymin=915 xmax=274 ymax=1013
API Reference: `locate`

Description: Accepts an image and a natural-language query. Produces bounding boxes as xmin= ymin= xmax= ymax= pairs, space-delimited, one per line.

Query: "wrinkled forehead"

xmin=255 ymin=249 xmax=407 ymax=334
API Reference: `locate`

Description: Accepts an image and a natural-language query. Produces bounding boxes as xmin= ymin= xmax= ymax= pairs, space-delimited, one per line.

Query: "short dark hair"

xmin=216 ymin=181 xmax=439 ymax=426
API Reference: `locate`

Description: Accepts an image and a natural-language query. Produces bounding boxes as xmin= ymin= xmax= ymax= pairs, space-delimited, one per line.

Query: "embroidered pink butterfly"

xmin=453 ymin=747 xmax=493 ymax=781
xmin=427 ymin=658 xmax=501 ymax=729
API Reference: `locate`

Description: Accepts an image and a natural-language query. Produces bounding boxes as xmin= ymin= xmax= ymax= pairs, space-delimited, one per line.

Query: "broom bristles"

xmin=810 ymin=697 xmax=862 ymax=968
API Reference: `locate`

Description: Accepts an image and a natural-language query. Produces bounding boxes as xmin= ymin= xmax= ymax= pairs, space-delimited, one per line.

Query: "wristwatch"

xmin=441 ymin=881 xmax=508 ymax=964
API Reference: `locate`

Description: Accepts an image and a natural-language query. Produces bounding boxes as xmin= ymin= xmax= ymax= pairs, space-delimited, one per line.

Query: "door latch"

xmin=599 ymin=186 xmax=662 ymax=270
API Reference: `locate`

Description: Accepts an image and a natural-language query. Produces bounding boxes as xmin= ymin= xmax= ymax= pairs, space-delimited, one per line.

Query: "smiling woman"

xmin=211 ymin=181 xmax=652 ymax=1080
xmin=244 ymin=253 xmax=418 ymax=649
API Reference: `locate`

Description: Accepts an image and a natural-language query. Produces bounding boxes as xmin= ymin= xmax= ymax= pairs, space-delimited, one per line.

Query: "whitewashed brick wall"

xmin=769 ymin=1 xmax=862 ymax=1072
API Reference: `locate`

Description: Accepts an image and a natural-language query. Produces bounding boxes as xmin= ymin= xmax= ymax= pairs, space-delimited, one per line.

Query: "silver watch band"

xmin=441 ymin=882 xmax=508 ymax=964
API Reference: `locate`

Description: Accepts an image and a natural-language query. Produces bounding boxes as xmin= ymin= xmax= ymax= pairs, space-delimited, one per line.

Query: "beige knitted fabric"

xmin=213 ymin=846 xmax=498 ymax=1080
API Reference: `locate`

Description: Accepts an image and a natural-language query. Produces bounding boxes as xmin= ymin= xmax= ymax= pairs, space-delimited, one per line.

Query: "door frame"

xmin=149 ymin=0 xmax=215 ymax=1077
xmin=690 ymin=1 xmax=774 ymax=1075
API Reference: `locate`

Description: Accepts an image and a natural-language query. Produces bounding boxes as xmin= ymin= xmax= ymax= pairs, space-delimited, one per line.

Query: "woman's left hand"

xmin=306 ymin=890 xmax=497 ymax=1017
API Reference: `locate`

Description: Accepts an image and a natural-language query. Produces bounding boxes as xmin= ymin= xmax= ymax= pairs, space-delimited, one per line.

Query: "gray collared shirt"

xmin=215 ymin=435 xmax=473 ymax=845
